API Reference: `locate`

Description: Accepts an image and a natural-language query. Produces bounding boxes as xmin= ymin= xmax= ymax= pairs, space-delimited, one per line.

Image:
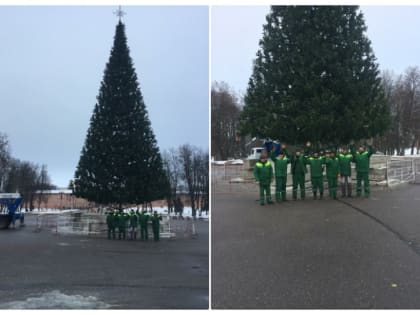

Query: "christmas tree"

xmin=240 ymin=6 xmax=390 ymax=146
xmin=74 ymin=18 xmax=168 ymax=210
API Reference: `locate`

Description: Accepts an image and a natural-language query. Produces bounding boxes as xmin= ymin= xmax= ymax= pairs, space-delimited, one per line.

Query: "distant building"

xmin=33 ymin=189 xmax=203 ymax=210
xmin=34 ymin=189 xmax=91 ymax=210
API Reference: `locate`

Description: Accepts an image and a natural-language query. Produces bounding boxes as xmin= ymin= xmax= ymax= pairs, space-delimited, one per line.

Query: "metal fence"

xmin=386 ymin=157 xmax=420 ymax=185
xmin=212 ymin=155 xmax=420 ymax=194
xmin=33 ymin=212 xmax=199 ymax=239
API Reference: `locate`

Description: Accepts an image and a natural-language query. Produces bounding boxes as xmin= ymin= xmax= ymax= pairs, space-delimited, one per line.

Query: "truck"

xmin=0 ymin=193 xmax=25 ymax=229
xmin=245 ymin=139 xmax=282 ymax=168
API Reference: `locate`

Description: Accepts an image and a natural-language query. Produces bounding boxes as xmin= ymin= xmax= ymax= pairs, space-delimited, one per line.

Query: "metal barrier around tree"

xmin=33 ymin=211 xmax=199 ymax=239
xmin=212 ymin=155 xmax=420 ymax=195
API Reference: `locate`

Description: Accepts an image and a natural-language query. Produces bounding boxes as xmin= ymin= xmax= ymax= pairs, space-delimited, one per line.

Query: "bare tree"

xmin=195 ymin=150 xmax=209 ymax=215
xmin=179 ymin=144 xmax=195 ymax=217
xmin=402 ymin=67 xmax=420 ymax=155
xmin=211 ymin=82 xmax=246 ymax=160
xmin=4 ymin=159 xmax=54 ymax=210
xmin=374 ymin=67 xmax=420 ymax=155
xmin=36 ymin=164 xmax=53 ymax=210
xmin=162 ymin=148 xmax=182 ymax=213
xmin=178 ymin=145 xmax=209 ymax=218
xmin=0 ymin=132 xmax=11 ymax=192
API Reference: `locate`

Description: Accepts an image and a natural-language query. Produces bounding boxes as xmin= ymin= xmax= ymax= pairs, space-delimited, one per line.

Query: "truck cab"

xmin=247 ymin=147 xmax=264 ymax=160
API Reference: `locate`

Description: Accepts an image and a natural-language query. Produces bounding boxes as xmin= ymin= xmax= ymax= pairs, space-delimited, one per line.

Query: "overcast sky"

xmin=211 ymin=5 xmax=420 ymax=96
xmin=0 ymin=6 xmax=209 ymax=187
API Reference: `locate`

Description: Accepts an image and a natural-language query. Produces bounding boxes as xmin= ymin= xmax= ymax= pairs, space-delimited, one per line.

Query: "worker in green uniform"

xmin=113 ymin=210 xmax=119 ymax=237
xmin=119 ymin=211 xmax=129 ymax=240
xmin=106 ymin=209 xmax=116 ymax=240
xmin=338 ymin=147 xmax=353 ymax=197
xmin=325 ymin=150 xmax=340 ymax=199
xmin=291 ymin=148 xmax=307 ymax=200
xmin=151 ymin=211 xmax=163 ymax=241
xmin=353 ymin=144 xmax=374 ymax=197
xmin=139 ymin=210 xmax=150 ymax=241
xmin=306 ymin=150 xmax=324 ymax=200
xmin=253 ymin=150 xmax=274 ymax=205
xmin=128 ymin=209 xmax=138 ymax=240
xmin=270 ymin=144 xmax=290 ymax=202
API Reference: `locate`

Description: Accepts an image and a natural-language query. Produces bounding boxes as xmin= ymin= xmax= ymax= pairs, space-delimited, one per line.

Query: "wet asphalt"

xmin=0 ymin=216 xmax=208 ymax=309
xmin=212 ymin=183 xmax=420 ymax=309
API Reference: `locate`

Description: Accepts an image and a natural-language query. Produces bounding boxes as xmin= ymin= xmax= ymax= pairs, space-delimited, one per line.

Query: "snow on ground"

xmin=21 ymin=206 xmax=209 ymax=219
xmin=21 ymin=208 xmax=80 ymax=214
xmin=212 ymin=159 xmax=244 ymax=165
xmin=0 ymin=290 xmax=110 ymax=309
xmin=123 ymin=206 xmax=209 ymax=219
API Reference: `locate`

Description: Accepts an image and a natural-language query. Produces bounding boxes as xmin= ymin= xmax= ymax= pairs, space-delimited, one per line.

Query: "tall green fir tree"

xmin=240 ymin=6 xmax=390 ymax=147
xmin=74 ymin=19 xmax=169 ymax=209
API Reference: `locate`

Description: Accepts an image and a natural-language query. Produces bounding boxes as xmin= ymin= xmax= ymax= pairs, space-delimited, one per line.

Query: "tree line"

xmin=0 ymin=132 xmax=54 ymax=210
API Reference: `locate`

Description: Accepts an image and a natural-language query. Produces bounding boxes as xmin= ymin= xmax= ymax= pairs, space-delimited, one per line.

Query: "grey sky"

xmin=0 ymin=6 xmax=209 ymax=187
xmin=211 ymin=5 xmax=420 ymax=96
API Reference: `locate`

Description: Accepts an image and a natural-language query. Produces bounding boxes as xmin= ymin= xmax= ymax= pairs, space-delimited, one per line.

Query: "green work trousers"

xmin=118 ymin=227 xmax=126 ymax=240
xmin=275 ymin=176 xmax=287 ymax=201
xmin=107 ymin=226 xmax=116 ymax=240
xmin=292 ymin=174 xmax=305 ymax=200
xmin=311 ymin=176 xmax=323 ymax=194
xmin=153 ymin=226 xmax=160 ymax=241
xmin=140 ymin=225 xmax=148 ymax=241
xmin=341 ymin=175 xmax=352 ymax=197
xmin=356 ymin=172 xmax=370 ymax=197
xmin=129 ymin=226 xmax=137 ymax=240
xmin=259 ymin=183 xmax=271 ymax=205
xmin=327 ymin=176 xmax=338 ymax=199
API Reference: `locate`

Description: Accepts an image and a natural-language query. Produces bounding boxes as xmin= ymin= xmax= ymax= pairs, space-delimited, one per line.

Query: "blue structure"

xmin=262 ymin=138 xmax=282 ymax=157
xmin=0 ymin=194 xmax=24 ymax=229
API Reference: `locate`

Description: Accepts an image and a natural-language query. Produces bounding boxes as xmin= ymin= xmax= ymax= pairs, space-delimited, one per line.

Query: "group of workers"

xmin=106 ymin=209 xmax=162 ymax=241
xmin=254 ymin=142 xmax=374 ymax=205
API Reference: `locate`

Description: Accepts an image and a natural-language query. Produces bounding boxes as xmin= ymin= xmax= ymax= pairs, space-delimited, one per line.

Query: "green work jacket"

xmin=306 ymin=156 xmax=324 ymax=178
xmin=151 ymin=214 xmax=162 ymax=229
xmin=338 ymin=153 xmax=353 ymax=176
xmin=270 ymin=152 xmax=290 ymax=177
xmin=254 ymin=160 xmax=273 ymax=185
xmin=118 ymin=213 xmax=128 ymax=228
xmin=354 ymin=147 xmax=374 ymax=173
xmin=325 ymin=157 xmax=339 ymax=177
xmin=106 ymin=213 xmax=115 ymax=227
xmin=129 ymin=213 xmax=138 ymax=227
xmin=139 ymin=213 xmax=150 ymax=228
xmin=291 ymin=155 xmax=307 ymax=176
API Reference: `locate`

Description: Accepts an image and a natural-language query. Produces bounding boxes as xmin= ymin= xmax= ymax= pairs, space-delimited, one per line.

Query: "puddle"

xmin=0 ymin=290 xmax=111 ymax=309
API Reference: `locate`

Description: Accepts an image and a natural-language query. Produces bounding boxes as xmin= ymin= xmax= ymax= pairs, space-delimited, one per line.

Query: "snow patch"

xmin=0 ymin=290 xmax=111 ymax=309
xmin=22 ymin=208 xmax=81 ymax=214
xmin=123 ymin=206 xmax=209 ymax=219
xmin=229 ymin=177 xmax=245 ymax=183
xmin=211 ymin=159 xmax=244 ymax=165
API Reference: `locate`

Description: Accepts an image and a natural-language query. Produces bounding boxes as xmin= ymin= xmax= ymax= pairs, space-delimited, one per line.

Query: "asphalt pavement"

xmin=212 ymin=183 xmax=420 ymax=309
xmin=0 ymin=215 xmax=208 ymax=309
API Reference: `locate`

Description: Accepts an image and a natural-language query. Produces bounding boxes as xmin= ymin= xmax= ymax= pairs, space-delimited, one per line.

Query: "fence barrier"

xmin=33 ymin=212 xmax=199 ymax=239
xmin=212 ymin=155 xmax=420 ymax=194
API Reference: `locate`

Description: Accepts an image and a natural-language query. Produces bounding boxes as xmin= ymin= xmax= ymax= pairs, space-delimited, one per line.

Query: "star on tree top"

xmin=113 ymin=6 xmax=126 ymax=22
